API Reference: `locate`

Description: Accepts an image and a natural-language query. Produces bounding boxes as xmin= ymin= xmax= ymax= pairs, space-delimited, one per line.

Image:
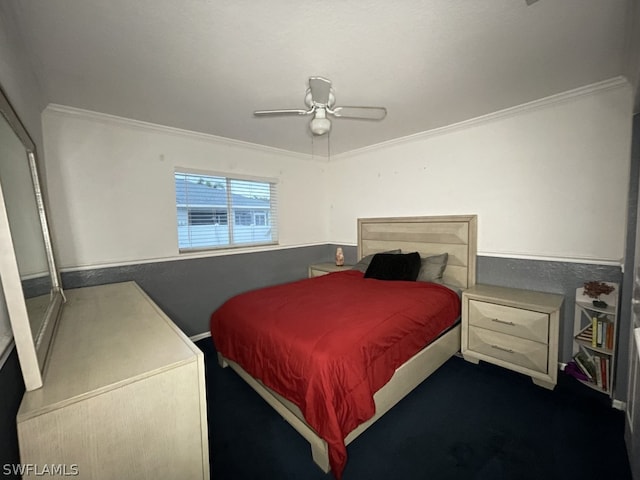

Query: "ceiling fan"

xmin=254 ymin=77 xmax=387 ymax=136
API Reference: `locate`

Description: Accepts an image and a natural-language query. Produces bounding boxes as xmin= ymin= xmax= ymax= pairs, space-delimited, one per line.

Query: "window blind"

xmin=175 ymin=170 xmax=278 ymax=251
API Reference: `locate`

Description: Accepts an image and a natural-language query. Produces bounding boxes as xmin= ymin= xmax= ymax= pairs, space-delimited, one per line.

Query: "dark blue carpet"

xmin=196 ymin=339 xmax=632 ymax=480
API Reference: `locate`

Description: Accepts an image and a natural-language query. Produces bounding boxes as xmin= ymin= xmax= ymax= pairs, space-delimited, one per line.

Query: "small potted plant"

xmin=583 ymin=281 xmax=615 ymax=308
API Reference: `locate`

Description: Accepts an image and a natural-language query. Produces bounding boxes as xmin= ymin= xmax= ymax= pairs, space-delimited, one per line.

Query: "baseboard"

xmin=190 ymin=331 xmax=211 ymax=342
xmin=612 ymin=399 xmax=626 ymax=411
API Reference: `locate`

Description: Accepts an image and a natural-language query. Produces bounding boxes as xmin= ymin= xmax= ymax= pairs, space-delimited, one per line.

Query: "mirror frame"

xmin=0 ymin=86 xmax=64 ymax=391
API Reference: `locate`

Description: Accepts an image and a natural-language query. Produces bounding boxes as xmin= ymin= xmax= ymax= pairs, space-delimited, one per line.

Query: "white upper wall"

xmin=327 ymin=79 xmax=634 ymax=265
xmin=42 ymin=107 xmax=329 ymax=269
xmin=41 ymin=78 xmax=633 ymax=270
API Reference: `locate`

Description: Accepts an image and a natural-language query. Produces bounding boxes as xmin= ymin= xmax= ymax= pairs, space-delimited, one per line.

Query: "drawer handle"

xmin=491 ymin=345 xmax=514 ymax=354
xmin=491 ymin=318 xmax=515 ymax=326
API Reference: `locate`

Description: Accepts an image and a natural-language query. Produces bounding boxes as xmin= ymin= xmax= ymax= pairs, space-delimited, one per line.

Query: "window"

xmin=188 ymin=209 xmax=214 ymax=225
xmin=254 ymin=212 xmax=267 ymax=226
xmin=234 ymin=210 xmax=252 ymax=226
xmin=175 ymin=170 xmax=278 ymax=251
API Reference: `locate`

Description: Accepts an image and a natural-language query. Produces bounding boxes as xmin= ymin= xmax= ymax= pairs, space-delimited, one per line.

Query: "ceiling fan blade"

xmin=331 ymin=106 xmax=387 ymax=120
xmin=309 ymin=77 xmax=332 ymax=106
xmin=254 ymin=108 xmax=312 ymax=116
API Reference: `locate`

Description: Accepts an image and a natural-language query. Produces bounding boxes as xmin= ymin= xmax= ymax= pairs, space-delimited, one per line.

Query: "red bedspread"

xmin=210 ymin=270 xmax=460 ymax=478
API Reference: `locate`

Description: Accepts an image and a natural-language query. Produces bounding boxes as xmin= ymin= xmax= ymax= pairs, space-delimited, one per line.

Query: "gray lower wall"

xmin=63 ymin=244 xmax=626 ymax=398
xmin=61 ymin=245 xmax=335 ymax=337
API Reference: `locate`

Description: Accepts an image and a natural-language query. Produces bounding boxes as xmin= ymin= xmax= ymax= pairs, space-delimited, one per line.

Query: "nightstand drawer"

xmin=468 ymin=326 xmax=548 ymax=374
xmin=468 ymin=300 xmax=549 ymax=344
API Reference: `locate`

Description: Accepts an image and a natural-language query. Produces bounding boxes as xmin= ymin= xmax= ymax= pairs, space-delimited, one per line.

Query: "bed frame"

xmin=217 ymin=215 xmax=477 ymax=473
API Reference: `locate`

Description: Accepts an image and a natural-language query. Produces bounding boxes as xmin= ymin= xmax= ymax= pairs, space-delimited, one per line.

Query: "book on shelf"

xmin=582 ymin=316 xmax=613 ymax=351
xmin=600 ymin=356 xmax=607 ymax=392
xmin=599 ymin=315 xmax=612 ymax=349
xmin=593 ymin=354 xmax=602 ymax=389
xmin=573 ymin=350 xmax=596 ymax=381
xmin=598 ymin=319 xmax=604 ymax=347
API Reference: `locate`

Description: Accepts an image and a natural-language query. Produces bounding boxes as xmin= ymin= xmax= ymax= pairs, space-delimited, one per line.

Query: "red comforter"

xmin=210 ymin=270 xmax=460 ymax=478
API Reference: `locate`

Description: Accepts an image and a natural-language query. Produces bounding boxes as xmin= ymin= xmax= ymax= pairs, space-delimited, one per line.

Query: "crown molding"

xmin=44 ymin=76 xmax=631 ymax=162
xmin=332 ymin=76 xmax=631 ymax=160
xmin=43 ymin=104 xmax=316 ymax=162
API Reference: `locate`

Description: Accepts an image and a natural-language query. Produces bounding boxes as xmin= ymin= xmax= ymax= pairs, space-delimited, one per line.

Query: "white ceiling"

xmin=6 ymin=0 xmax=639 ymax=156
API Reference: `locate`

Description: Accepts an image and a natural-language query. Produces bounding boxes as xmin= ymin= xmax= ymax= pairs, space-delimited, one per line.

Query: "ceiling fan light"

xmin=310 ymin=117 xmax=331 ymax=135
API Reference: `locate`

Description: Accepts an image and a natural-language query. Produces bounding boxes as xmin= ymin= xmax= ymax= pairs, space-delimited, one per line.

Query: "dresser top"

xmin=463 ymin=284 xmax=564 ymax=312
xmin=18 ymin=281 xmax=199 ymax=419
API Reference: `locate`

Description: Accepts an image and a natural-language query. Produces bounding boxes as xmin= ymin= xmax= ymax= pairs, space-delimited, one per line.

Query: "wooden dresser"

xmin=17 ymin=282 xmax=209 ymax=479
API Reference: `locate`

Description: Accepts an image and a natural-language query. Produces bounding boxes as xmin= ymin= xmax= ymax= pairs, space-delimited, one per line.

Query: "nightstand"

xmin=308 ymin=262 xmax=352 ymax=278
xmin=461 ymin=284 xmax=564 ymax=390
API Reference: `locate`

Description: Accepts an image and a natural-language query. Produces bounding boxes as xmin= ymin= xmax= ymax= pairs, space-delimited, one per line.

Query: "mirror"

xmin=0 ymin=85 xmax=64 ymax=391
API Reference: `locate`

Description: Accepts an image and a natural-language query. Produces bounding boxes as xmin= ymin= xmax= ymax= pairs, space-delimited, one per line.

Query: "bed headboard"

xmin=357 ymin=215 xmax=477 ymax=290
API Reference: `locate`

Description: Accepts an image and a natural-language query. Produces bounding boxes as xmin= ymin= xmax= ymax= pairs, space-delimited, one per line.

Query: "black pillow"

xmin=364 ymin=252 xmax=422 ymax=281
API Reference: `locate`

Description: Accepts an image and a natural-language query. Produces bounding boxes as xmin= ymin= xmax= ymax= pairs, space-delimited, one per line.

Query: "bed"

xmin=210 ymin=215 xmax=477 ymax=478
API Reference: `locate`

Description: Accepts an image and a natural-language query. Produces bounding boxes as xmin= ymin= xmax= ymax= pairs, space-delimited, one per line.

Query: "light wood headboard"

xmin=357 ymin=215 xmax=477 ymax=289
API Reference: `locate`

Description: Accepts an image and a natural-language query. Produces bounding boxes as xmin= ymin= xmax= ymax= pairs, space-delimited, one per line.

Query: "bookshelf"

xmin=572 ymin=282 xmax=619 ymax=397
